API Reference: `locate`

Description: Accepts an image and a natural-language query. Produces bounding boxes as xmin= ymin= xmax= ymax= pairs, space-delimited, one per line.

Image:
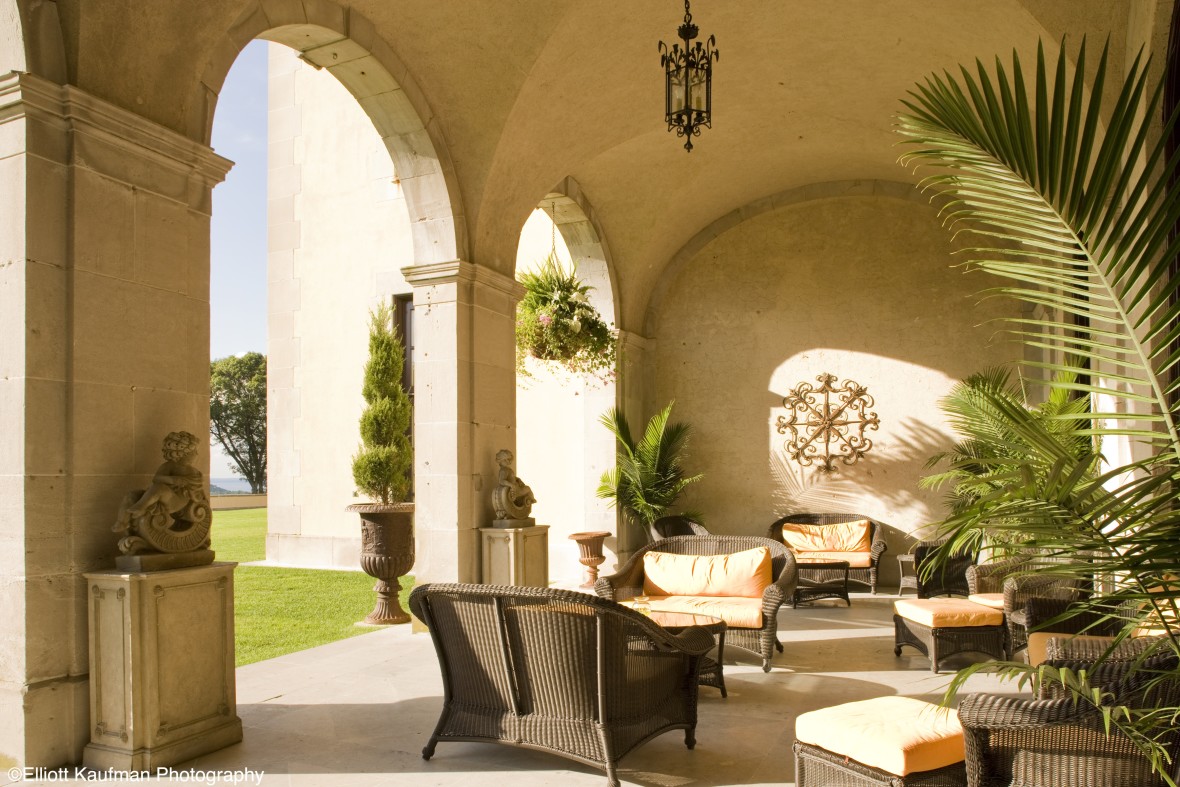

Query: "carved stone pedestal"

xmin=480 ymin=525 xmax=549 ymax=587
xmin=82 ymin=563 xmax=243 ymax=770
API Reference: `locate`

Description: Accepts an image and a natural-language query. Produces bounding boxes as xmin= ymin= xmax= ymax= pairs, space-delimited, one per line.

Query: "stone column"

xmin=0 ymin=72 xmax=231 ymax=767
xmin=402 ymin=261 xmax=521 ymax=584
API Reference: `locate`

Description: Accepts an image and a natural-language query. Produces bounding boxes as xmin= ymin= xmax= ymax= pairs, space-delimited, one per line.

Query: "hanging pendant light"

xmin=659 ymin=0 xmax=719 ymax=152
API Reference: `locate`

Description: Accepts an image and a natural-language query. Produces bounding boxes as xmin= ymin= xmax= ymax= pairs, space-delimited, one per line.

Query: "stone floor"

xmin=17 ymin=593 xmax=1020 ymax=787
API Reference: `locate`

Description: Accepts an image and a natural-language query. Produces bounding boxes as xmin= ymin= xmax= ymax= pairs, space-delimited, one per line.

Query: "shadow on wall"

xmin=769 ymin=416 xmax=953 ymax=573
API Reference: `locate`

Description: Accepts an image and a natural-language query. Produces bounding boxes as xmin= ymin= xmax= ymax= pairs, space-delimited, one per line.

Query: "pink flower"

xmin=538 ymin=313 xmax=553 ymax=326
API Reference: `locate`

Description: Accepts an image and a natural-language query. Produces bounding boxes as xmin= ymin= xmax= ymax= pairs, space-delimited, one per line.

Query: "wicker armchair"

xmin=595 ymin=535 xmax=796 ymax=672
xmin=959 ymin=652 xmax=1180 ymax=787
xmin=966 ymin=556 xmax=1083 ymax=656
xmin=1020 ymin=595 xmax=1168 ymax=674
xmin=409 ymin=583 xmax=715 ymax=787
xmin=766 ymin=513 xmax=888 ymax=594
xmin=913 ymin=539 xmax=975 ymax=598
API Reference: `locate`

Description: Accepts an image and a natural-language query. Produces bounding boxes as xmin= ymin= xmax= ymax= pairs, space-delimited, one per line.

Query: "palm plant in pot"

xmin=897 ymin=39 xmax=1180 ymax=776
xmin=348 ymin=303 xmax=414 ymax=625
xmin=596 ymin=401 xmax=703 ymax=548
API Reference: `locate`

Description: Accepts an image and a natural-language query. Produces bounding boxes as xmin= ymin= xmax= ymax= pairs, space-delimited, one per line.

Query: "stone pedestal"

xmin=82 ymin=563 xmax=243 ymax=770
xmin=480 ymin=526 xmax=549 ymax=587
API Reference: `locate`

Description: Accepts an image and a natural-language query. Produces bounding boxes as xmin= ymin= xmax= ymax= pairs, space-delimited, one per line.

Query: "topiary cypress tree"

xmin=352 ymin=303 xmax=413 ymax=505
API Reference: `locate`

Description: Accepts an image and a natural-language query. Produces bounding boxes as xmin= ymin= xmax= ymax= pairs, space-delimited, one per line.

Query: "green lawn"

xmin=212 ymin=508 xmax=413 ymax=666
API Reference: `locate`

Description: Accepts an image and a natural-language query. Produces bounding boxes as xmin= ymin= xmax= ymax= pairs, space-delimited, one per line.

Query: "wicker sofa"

xmin=767 ymin=513 xmax=888 ymax=594
xmin=595 ymin=535 xmax=797 ymax=672
xmin=409 ymin=583 xmax=715 ymax=787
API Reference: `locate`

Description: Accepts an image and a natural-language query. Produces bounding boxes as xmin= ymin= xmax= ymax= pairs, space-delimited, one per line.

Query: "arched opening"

xmin=514 ymin=189 xmax=619 ymax=582
xmin=199 ymin=7 xmax=463 ymax=580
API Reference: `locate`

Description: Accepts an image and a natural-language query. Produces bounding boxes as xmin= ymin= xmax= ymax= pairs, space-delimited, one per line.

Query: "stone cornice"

xmin=402 ymin=260 xmax=524 ymax=300
xmin=0 ymin=72 xmax=233 ymax=186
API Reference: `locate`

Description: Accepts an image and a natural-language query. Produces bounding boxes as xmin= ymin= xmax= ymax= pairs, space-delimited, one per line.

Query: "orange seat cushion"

xmin=796 ymin=696 xmax=964 ymax=776
xmin=895 ymin=598 xmax=1003 ymax=628
xmin=642 ymin=547 xmax=772 ymax=598
xmin=648 ymin=596 xmax=763 ymax=629
xmin=781 ymin=520 xmax=872 ymax=553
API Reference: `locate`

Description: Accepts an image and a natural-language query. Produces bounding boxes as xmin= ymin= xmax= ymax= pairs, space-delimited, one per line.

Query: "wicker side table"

xmin=793 ymin=558 xmax=851 ymax=606
xmin=898 ymin=553 xmax=919 ymax=596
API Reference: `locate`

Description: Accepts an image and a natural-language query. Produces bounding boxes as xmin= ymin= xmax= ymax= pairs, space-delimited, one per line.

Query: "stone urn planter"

xmin=569 ymin=530 xmax=611 ymax=588
xmin=349 ymin=502 xmax=414 ymax=625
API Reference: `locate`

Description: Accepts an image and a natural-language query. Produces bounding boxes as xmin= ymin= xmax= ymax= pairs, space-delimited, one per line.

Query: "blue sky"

xmin=209 ymin=39 xmax=268 ymax=477
xmin=210 ymin=39 xmax=268 ymax=362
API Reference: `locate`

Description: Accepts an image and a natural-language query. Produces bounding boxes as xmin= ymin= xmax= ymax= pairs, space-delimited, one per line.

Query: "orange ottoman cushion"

xmin=895 ymin=598 xmax=1003 ymax=628
xmin=795 ymin=696 xmax=964 ymax=776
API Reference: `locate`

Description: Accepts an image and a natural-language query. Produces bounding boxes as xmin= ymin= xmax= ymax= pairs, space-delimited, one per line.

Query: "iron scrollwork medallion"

xmin=776 ymin=373 xmax=880 ymax=473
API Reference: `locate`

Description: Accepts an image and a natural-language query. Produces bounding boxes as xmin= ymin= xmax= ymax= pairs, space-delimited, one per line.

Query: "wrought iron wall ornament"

xmin=659 ymin=0 xmax=718 ymax=152
xmin=776 ymin=374 xmax=880 ymax=473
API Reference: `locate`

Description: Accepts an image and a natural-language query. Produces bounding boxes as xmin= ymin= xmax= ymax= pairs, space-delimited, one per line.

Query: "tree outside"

xmin=210 ymin=352 xmax=267 ymax=493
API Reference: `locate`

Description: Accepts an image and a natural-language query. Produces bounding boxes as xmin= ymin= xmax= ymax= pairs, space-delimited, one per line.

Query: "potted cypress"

xmin=348 ymin=303 xmax=414 ymax=624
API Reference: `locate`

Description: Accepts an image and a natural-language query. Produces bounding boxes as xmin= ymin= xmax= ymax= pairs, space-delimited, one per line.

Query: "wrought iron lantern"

xmin=659 ymin=0 xmax=719 ymax=152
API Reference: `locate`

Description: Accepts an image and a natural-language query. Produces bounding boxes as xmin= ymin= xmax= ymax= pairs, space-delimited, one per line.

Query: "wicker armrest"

xmin=1004 ymin=572 xmax=1080 ymax=607
xmin=958 ymin=692 xmax=1089 ymax=728
xmin=595 ymin=553 xmax=646 ymax=600
xmin=966 ymin=555 xmax=1028 ymax=595
xmin=1045 ymin=634 xmax=1167 ymax=665
xmin=765 ymin=551 xmax=798 ymax=606
xmin=1023 ymin=596 xmax=1117 ymax=636
xmin=661 ymin=625 xmax=717 ymax=656
xmin=869 ymin=526 xmax=889 ymax=561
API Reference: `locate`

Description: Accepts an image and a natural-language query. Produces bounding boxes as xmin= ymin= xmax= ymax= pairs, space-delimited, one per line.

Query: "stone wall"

xmin=648 ymin=188 xmax=1021 ymax=587
xmin=266 ymin=44 xmax=413 ymax=569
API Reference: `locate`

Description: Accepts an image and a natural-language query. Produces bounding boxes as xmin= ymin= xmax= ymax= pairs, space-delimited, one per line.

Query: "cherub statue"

xmin=492 ymin=449 xmax=536 ymax=520
xmin=113 ymin=431 xmax=212 ymax=555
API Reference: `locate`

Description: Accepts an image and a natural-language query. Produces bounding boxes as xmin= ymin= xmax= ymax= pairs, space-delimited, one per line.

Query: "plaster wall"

xmin=649 ymin=193 xmax=1021 ymax=587
xmin=266 ymin=44 xmax=413 ymax=569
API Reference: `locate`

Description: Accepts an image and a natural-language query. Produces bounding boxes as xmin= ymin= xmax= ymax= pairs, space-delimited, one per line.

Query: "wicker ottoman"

xmin=794 ymin=696 xmax=967 ymax=786
xmin=893 ymin=598 xmax=1006 ymax=673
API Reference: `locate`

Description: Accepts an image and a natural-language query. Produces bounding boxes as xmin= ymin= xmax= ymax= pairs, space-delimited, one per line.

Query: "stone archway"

xmin=515 ymin=178 xmax=621 ymax=578
xmin=195 ymin=0 xmax=466 ymax=266
xmin=198 ymin=1 xmax=517 ymax=584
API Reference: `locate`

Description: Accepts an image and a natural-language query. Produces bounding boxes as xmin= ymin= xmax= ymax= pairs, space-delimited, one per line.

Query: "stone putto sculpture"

xmin=492 ymin=449 xmax=536 ymax=526
xmin=113 ymin=431 xmax=213 ymax=562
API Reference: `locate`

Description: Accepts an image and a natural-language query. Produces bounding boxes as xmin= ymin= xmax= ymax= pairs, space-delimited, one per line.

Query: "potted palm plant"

xmin=348 ymin=303 xmax=414 ymax=625
xmin=897 ymin=39 xmax=1180 ymax=775
xmin=596 ymin=401 xmax=703 ymax=547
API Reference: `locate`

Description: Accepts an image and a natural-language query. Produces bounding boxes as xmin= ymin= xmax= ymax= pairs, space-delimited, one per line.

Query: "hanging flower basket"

xmin=516 ymin=253 xmax=617 ymax=382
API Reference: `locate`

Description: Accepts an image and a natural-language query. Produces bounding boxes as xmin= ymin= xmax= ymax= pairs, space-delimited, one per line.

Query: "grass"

xmin=212 ymin=508 xmax=413 ymax=666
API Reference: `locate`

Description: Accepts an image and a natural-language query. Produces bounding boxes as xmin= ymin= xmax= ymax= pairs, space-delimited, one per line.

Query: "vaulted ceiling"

xmin=47 ymin=0 xmax=1171 ymax=326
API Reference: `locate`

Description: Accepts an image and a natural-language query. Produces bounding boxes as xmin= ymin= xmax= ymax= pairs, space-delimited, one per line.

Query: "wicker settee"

xmin=595 ymin=535 xmax=797 ymax=672
xmin=409 ymin=583 xmax=715 ymax=787
xmin=767 ymin=513 xmax=888 ymax=594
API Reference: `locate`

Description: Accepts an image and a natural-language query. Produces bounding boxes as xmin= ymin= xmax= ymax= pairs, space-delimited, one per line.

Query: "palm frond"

xmin=898 ymin=39 xmax=1180 ymax=448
